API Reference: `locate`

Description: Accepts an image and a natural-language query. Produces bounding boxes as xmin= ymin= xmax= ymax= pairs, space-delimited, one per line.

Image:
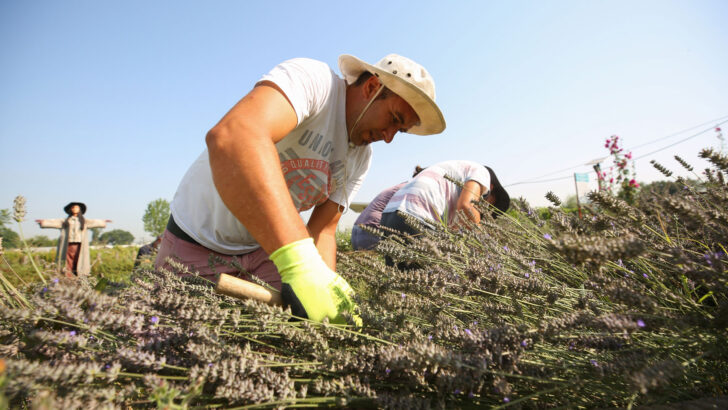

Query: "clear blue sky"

xmin=2 ymin=0 xmax=727 ymax=243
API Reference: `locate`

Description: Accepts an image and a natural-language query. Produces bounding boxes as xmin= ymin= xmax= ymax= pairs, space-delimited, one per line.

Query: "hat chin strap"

xmin=348 ymin=84 xmax=384 ymax=147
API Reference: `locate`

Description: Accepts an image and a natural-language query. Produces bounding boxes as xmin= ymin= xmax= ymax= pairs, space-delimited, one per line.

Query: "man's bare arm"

xmin=307 ymin=199 xmax=344 ymax=270
xmin=455 ymin=180 xmax=485 ymax=225
xmin=206 ymin=82 xmax=309 ymax=254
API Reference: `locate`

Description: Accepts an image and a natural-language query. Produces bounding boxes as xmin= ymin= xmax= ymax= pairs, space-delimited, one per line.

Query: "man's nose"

xmin=383 ymin=127 xmax=398 ymax=144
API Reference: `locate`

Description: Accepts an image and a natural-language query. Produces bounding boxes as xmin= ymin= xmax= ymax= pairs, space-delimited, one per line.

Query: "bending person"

xmin=155 ymin=54 xmax=445 ymax=324
xmin=381 ymin=160 xmax=510 ymax=237
xmin=351 ymin=166 xmax=424 ymax=250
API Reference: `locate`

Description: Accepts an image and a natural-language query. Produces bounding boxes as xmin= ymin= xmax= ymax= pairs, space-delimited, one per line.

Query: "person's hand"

xmin=35 ymin=219 xmax=43 ymax=226
xmin=270 ymin=238 xmax=361 ymax=326
xmin=105 ymin=219 xmax=113 ymax=222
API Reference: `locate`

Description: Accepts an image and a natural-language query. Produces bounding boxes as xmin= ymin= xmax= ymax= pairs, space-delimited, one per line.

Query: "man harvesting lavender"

xmin=156 ymin=54 xmax=445 ymax=324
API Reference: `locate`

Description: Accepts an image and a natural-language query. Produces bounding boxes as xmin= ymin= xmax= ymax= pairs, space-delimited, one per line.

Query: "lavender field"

xmin=1 ymin=148 xmax=727 ymax=409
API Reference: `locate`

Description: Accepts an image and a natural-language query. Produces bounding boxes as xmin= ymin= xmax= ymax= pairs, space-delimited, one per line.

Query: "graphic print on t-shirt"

xmin=279 ymin=129 xmax=340 ymax=211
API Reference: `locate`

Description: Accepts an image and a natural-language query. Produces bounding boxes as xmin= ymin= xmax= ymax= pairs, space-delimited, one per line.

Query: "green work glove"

xmin=270 ymin=238 xmax=360 ymax=325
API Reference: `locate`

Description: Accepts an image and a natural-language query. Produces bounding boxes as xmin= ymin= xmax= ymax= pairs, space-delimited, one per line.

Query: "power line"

xmin=504 ymin=115 xmax=727 ymax=188
xmin=633 ymin=119 xmax=728 ymax=160
xmin=628 ymin=113 xmax=728 ymax=150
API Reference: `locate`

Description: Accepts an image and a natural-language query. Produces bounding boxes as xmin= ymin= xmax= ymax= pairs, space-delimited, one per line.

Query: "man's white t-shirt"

xmin=171 ymin=58 xmax=372 ymax=255
xmin=383 ymin=160 xmax=491 ymax=227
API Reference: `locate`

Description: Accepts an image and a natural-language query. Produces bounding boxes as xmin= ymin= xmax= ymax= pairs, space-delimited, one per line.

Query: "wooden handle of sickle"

xmin=215 ymin=273 xmax=283 ymax=306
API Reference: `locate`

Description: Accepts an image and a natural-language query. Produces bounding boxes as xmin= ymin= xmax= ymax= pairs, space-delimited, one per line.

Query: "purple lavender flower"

xmin=468 ymin=392 xmax=475 ymax=398
xmin=637 ymin=319 xmax=645 ymax=328
xmin=385 ymin=368 xmax=391 ymax=375
xmin=617 ymin=259 xmax=623 ymax=267
xmin=503 ymin=397 xmax=510 ymax=403
xmin=428 ymin=335 xmax=433 ymax=340
xmin=69 ymin=330 xmax=77 ymax=336
xmin=150 ymin=316 xmax=159 ymax=324
xmin=590 ymin=359 xmax=598 ymax=366
xmin=465 ymin=329 xmax=472 ymax=336
xmin=521 ymin=340 xmax=528 ymax=347
xmin=543 ymin=233 xmax=552 ymax=240
xmin=524 ymin=272 xmax=530 ymax=278
xmin=454 ymin=389 xmax=461 ymax=394
xmin=503 ymin=245 xmax=509 ymax=251
xmin=41 ymin=287 xmax=48 ymax=293
xmin=642 ymin=273 xmax=649 ymax=279
xmin=52 ymin=278 xmax=59 ymax=284
xmin=401 ymin=293 xmax=406 ymax=299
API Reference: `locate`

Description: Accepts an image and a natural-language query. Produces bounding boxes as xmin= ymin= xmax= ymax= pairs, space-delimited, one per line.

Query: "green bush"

xmin=0 ymin=246 xmax=137 ymax=287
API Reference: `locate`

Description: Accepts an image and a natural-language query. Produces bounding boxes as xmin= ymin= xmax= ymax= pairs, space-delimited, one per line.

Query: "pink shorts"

xmin=154 ymin=229 xmax=282 ymax=291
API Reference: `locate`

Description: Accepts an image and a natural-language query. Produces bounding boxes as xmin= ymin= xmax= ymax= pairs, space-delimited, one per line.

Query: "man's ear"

xmin=362 ymin=75 xmax=383 ymax=99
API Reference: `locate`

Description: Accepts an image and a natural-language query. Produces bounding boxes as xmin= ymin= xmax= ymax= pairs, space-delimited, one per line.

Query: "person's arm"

xmin=307 ymin=199 xmax=344 ymax=270
xmin=454 ymin=180 xmax=485 ymax=225
xmin=207 ymin=79 xmax=359 ymax=325
xmin=85 ymin=219 xmax=111 ymax=229
xmin=36 ymin=219 xmax=63 ymax=229
xmin=206 ymin=82 xmax=309 ymax=254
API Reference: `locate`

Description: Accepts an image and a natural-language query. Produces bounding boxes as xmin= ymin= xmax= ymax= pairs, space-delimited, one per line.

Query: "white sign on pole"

xmin=574 ymin=173 xmax=590 ymax=201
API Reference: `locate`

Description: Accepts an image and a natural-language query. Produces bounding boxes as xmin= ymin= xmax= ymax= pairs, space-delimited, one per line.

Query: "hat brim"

xmin=64 ymin=202 xmax=87 ymax=215
xmin=338 ymin=54 xmax=446 ymax=136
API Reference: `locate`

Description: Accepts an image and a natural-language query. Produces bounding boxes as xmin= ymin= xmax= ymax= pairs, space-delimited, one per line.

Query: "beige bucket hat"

xmin=338 ymin=54 xmax=446 ymax=135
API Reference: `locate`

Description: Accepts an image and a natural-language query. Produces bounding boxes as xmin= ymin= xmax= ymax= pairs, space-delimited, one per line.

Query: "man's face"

xmin=349 ymin=79 xmax=420 ymax=146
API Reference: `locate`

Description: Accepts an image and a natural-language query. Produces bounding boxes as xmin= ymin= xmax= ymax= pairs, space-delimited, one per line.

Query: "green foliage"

xmin=336 ymin=229 xmax=352 ymax=252
xmin=26 ymin=235 xmax=57 ymax=247
xmin=0 ymin=227 xmax=20 ymax=249
xmin=90 ymin=227 xmax=103 ymax=244
xmin=0 ymin=209 xmax=10 ymax=228
xmin=98 ymin=229 xmax=134 ymax=245
xmin=0 ymin=246 xmax=137 ymax=287
xmin=143 ymin=198 xmax=170 ymax=238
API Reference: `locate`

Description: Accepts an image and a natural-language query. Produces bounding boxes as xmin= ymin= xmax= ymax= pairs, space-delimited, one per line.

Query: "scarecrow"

xmin=36 ymin=202 xmax=111 ymax=277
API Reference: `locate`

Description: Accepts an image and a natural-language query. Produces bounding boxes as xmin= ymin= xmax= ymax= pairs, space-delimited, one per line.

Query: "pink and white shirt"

xmin=383 ymin=160 xmax=490 ymax=227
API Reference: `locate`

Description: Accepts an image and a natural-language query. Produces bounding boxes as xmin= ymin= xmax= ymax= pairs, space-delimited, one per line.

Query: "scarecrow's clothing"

xmin=39 ymin=218 xmax=108 ymax=276
xmin=66 ymin=216 xmax=83 ymax=243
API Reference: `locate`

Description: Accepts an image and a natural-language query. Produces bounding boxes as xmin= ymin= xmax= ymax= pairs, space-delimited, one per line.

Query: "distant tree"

xmin=90 ymin=227 xmax=104 ymax=244
xmin=0 ymin=208 xmax=20 ymax=248
xmin=563 ymin=195 xmax=579 ymax=209
xmin=27 ymin=235 xmax=57 ymax=247
xmin=143 ymin=199 xmax=170 ymax=238
xmin=0 ymin=209 xmax=10 ymax=228
xmin=98 ymin=229 xmax=134 ymax=245
xmin=0 ymin=227 xmax=20 ymax=249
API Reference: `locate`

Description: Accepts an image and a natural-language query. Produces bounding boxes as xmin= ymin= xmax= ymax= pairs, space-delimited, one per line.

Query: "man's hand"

xmin=270 ymin=238 xmax=361 ymax=325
